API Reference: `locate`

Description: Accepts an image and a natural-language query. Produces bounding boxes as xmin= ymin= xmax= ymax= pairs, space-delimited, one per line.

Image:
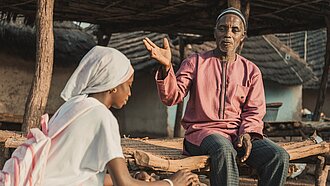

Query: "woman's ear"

xmin=110 ymin=88 xmax=117 ymax=93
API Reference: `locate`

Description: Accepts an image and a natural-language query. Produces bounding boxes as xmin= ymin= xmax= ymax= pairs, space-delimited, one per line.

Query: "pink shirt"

xmin=156 ymin=50 xmax=266 ymax=146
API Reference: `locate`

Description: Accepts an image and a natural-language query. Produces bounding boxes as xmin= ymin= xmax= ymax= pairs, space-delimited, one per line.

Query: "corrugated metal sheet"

xmin=276 ymin=29 xmax=327 ymax=89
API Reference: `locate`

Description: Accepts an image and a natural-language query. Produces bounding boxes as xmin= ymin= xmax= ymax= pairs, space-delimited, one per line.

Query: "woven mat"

xmin=121 ymin=138 xmax=187 ymax=160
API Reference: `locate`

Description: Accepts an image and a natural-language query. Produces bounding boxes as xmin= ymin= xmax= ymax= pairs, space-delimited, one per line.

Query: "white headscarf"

xmin=61 ymin=46 xmax=134 ymax=101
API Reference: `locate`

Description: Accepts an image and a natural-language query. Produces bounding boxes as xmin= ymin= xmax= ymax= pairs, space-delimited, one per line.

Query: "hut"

xmin=0 ymin=21 xmax=95 ymax=117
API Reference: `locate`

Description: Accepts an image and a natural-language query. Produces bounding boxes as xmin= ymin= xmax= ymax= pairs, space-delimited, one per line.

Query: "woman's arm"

xmin=107 ymin=158 xmax=198 ymax=186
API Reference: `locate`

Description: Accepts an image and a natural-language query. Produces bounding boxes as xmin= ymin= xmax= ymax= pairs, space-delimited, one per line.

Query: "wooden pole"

xmin=173 ymin=36 xmax=185 ymax=137
xmin=315 ymin=156 xmax=329 ymax=186
xmin=313 ymin=16 xmax=330 ymax=121
xmin=227 ymin=0 xmax=241 ymax=10
xmin=96 ymin=25 xmax=111 ymax=46
xmin=235 ymin=0 xmax=250 ymax=54
xmin=21 ymin=0 xmax=54 ymax=133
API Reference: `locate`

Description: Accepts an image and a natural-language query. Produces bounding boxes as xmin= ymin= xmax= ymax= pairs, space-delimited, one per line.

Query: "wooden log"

xmin=279 ymin=140 xmax=316 ymax=151
xmin=21 ymin=0 xmax=55 ymax=133
xmin=265 ymin=121 xmax=330 ymax=137
xmin=134 ymin=150 xmax=208 ymax=172
xmin=286 ymin=142 xmax=330 ymax=161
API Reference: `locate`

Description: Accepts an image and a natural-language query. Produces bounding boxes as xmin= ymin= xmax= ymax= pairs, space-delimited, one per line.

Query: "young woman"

xmin=43 ymin=46 xmax=198 ymax=186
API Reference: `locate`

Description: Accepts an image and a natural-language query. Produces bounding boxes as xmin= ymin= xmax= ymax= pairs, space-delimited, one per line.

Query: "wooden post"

xmin=227 ymin=0 xmax=241 ymax=10
xmin=233 ymin=0 xmax=250 ymax=54
xmin=21 ymin=0 xmax=55 ymax=133
xmin=0 ymin=142 xmax=6 ymax=169
xmin=96 ymin=25 xmax=112 ymax=46
xmin=313 ymin=16 xmax=330 ymax=121
xmin=315 ymin=156 xmax=329 ymax=186
xmin=174 ymin=37 xmax=185 ymax=137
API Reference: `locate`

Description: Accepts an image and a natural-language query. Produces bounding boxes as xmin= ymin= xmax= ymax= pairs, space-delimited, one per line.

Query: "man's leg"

xmin=184 ymin=134 xmax=239 ymax=186
xmin=239 ymin=138 xmax=290 ymax=186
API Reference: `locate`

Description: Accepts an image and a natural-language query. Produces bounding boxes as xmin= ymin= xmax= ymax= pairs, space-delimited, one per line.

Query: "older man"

xmin=144 ymin=7 xmax=289 ymax=186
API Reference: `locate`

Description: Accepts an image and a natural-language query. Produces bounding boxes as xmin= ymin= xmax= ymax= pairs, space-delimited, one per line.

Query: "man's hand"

xmin=143 ymin=37 xmax=172 ymax=71
xmin=237 ymin=133 xmax=252 ymax=162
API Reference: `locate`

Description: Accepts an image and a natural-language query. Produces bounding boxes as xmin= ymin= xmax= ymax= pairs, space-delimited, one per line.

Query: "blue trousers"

xmin=184 ymin=134 xmax=290 ymax=186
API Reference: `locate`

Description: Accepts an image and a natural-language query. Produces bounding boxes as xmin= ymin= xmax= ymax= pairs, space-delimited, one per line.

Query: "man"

xmin=143 ymin=7 xmax=289 ymax=186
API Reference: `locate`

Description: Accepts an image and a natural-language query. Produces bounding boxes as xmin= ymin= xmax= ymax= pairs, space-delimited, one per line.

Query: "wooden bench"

xmin=2 ymin=131 xmax=330 ymax=185
xmin=120 ymin=137 xmax=330 ymax=186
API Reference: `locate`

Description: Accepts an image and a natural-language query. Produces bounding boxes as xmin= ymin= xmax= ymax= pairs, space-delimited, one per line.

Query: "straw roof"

xmin=0 ymin=22 xmax=96 ymax=66
xmin=0 ymin=22 xmax=318 ymax=85
xmin=107 ymin=31 xmax=180 ymax=71
xmin=276 ymin=29 xmax=328 ymax=89
xmin=0 ymin=0 xmax=329 ymax=39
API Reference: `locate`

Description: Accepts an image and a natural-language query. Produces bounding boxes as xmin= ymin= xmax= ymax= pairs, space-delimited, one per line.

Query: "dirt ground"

xmin=197 ymin=176 xmax=318 ymax=186
xmin=196 ymin=172 xmax=330 ymax=186
xmin=147 ymin=171 xmax=322 ymax=186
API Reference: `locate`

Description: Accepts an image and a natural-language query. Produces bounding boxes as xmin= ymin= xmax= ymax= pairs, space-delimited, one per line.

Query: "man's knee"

xmin=272 ymin=146 xmax=290 ymax=164
xmin=209 ymin=143 xmax=237 ymax=159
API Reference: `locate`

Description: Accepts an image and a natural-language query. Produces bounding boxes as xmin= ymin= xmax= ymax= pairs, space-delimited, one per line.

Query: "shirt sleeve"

xmin=238 ymin=73 xmax=266 ymax=138
xmin=155 ymin=54 xmax=197 ymax=106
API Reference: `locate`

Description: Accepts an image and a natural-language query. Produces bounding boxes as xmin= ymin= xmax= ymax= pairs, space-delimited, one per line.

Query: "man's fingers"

xmin=144 ymin=37 xmax=157 ymax=48
xmin=163 ymin=37 xmax=170 ymax=49
xmin=241 ymin=140 xmax=252 ymax=162
xmin=237 ymin=135 xmax=243 ymax=147
xmin=143 ymin=39 xmax=155 ymax=51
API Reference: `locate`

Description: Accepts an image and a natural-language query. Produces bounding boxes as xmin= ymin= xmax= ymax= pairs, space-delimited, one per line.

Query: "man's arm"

xmin=239 ymin=73 xmax=266 ymax=138
xmin=155 ymin=55 xmax=196 ymax=106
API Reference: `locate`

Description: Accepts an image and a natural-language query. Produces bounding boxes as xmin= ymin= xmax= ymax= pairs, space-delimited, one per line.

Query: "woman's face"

xmin=111 ymin=74 xmax=134 ymax=109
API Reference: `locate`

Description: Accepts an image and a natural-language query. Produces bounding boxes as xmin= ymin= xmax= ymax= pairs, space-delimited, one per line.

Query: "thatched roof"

xmin=181 ymin=35 xmax=316 ymax=85
xmin=0 ymin=0 xmax=329 ymax=39
xmin=0 ymin=23 xmax=177 ymax=71
xmin=108 ymin=31 xmax=181 ymax=72
xmin=99 ymin=30 xmax=316 ymax=85
xmin=276 ymin=29 xmax=328 ymax=89
xmin=0 ymin=22 xmax=96 ymax=66
xmin=0 ymin=23 xmax=318 ymax=85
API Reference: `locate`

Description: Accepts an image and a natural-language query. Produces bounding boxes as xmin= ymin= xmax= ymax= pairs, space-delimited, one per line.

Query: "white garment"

xmin=44 ymin=95 xmax=124 ymax=186
xmin=61 ymin=46 xmax=134 ymax=101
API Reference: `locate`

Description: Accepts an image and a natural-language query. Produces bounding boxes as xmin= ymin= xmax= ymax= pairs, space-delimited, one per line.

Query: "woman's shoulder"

xmin=65 ymin=96 xmax=116 ymax=122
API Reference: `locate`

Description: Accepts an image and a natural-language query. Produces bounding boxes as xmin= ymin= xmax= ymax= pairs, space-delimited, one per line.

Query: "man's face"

xmin=214 ymin=14 xmax=245 ymax=55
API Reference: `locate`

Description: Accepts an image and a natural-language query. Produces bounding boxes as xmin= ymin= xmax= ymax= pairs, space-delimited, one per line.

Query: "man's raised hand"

xmin=143 ymin=37 xmax=172 ymax=71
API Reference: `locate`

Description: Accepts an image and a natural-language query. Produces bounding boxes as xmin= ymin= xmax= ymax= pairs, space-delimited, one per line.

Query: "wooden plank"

xmin=0 ymin=113 xmax=23 ymax=124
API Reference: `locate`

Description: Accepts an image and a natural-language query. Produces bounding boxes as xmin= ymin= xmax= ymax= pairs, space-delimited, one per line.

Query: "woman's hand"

xmin=170 ymin=169 xmax=199 ymax=186
xmin=134 ymin=171 xmax=156 ymax=182
xmin=143 ymin=37 xmax=172 ymax=71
